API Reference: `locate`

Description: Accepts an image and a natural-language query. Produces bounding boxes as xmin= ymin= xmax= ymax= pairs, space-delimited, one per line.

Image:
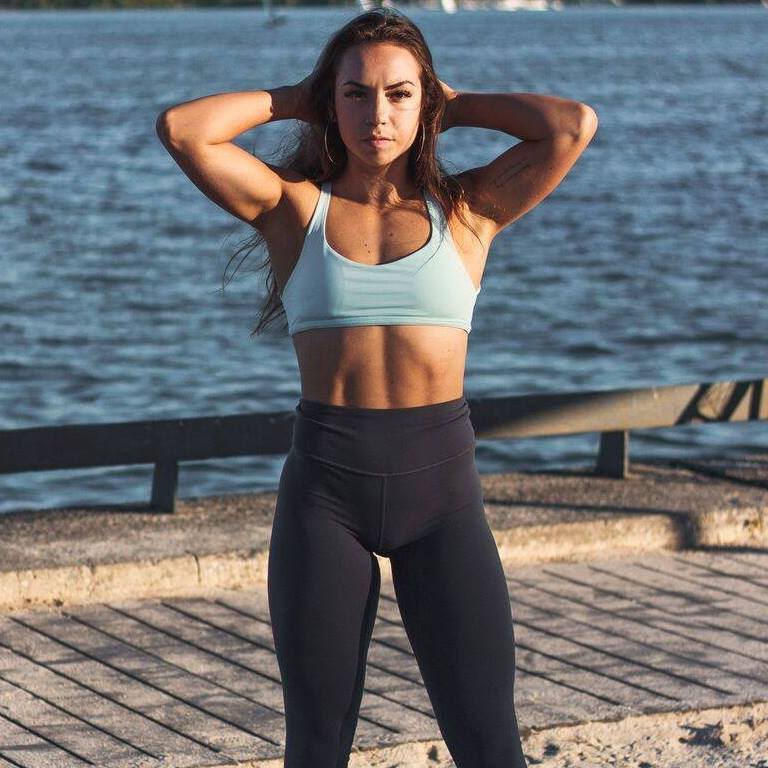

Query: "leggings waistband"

xmin=291 ymin=395 xmax=476 ymax=475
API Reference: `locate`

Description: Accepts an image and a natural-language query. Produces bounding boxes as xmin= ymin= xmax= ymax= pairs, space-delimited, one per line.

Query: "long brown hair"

xmin=224 ymin=7 xmax=481 ymax=337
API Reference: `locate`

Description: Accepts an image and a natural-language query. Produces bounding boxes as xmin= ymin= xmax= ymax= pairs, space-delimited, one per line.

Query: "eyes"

xmin=343 ymin=89 xmax=412 ymax=101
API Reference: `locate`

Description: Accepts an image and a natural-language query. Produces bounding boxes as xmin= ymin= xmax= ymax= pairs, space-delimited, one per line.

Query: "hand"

xmin=438 ymin=78 xmax=459 ymax=133
xmin=291 ymin=72 xmax=324 ymax=125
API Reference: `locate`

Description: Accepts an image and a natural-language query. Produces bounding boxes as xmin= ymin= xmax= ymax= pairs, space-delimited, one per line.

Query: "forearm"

xmin=445 ymin=91 xmax=592 ymax=140
xmin=157 ymin=85 xmax=301 ymax=146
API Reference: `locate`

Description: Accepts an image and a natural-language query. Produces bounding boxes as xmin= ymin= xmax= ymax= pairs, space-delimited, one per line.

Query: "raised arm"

xmin=441 ymin=84 xmax=598 ymax=238
xmin=155 ymin=79 xmax=318 ymax=228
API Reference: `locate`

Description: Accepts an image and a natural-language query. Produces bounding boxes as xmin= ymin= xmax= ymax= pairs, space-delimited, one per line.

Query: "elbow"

xmin=155 ymin=110 xmax=172 ymax=145
xmin=155 ymin=107 xmax=185 ymax=147
xmin=575 ymin=104 xmax=599 ymax=137
xmin=556 ymin=103 xmax=598 ymax=141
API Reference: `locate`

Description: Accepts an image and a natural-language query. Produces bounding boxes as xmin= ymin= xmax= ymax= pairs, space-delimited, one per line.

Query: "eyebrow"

xmin=341 ymin=80 xmax=416 ymax=89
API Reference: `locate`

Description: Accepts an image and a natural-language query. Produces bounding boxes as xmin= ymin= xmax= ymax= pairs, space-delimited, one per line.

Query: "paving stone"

xmin=507 ymin=574 xmax=768 ymax=699
xmin=0 ymin=613 xmax=279 ymax=763
xmin=1 ymin=550 xmax=767 ymax=766
xmin=0 ymin=711 xmax=90 ymax=768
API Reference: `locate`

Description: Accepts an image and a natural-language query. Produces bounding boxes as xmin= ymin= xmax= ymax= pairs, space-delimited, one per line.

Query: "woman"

xmin=157 ymin=9 xmax=596 ymax=768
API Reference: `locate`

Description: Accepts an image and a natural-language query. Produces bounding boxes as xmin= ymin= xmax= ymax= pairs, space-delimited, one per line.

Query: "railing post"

xmin=596 ymin=430 xmax=629 ymax=478
xmin=151 ymin=460 xmax=178 ymax=513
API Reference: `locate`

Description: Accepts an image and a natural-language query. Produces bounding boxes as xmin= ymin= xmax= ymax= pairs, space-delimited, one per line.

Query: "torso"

xmin=258 ymin=174 xmax=494 ymax=408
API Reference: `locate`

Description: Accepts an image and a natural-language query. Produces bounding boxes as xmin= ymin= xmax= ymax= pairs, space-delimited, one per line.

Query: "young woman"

xmin=157 ymin=9 xmax=596 ymax=767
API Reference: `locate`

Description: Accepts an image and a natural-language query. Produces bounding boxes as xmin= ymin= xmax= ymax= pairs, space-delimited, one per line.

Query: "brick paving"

xmin=0 ymin=549 xmax=766 ymax=766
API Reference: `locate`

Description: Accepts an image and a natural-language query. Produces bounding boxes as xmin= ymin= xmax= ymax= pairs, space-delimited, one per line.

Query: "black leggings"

xmin=268 ymin=395 xmax=528 ymax=768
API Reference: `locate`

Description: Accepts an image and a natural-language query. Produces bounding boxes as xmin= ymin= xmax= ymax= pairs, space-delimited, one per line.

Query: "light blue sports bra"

xmin=280 ymin=181 xmax=481 ymax=337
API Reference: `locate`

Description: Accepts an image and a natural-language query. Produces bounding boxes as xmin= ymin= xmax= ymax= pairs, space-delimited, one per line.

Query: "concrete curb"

xmin=494 ymin=504 xmax=766 ymax=565
xmin=1 ymin=503 xmax=764 ymax=612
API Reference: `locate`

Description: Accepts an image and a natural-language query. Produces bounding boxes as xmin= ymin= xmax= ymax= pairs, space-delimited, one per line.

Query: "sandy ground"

xmin=317 ymin=700 xmax=768 ymax=768
xmin=519 ymin=701 xmax=768 ymax=768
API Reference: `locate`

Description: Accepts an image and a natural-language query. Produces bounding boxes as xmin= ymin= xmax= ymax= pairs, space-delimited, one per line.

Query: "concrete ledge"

xmin=495 ymin=504 xmax=767 ymax=566
xmin=1 ymin=506 xmax=764 ymax=613
xmin=1 ymin=458 xmax=766 ymax=612
xmin=0 ymin=550 xmax=276 ymax=612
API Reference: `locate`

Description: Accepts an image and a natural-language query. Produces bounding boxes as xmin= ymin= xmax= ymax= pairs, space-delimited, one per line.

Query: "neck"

xmin=333 ymin=157 xmax=419 ymax=206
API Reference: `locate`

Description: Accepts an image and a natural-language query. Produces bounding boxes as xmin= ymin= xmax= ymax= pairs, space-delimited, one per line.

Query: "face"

xmin=333 ymin=42 xmax=423 ymax=166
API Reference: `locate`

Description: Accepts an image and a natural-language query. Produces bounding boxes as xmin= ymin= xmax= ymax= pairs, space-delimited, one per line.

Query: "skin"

xmin=262 ymin=42 xmax=492 ymax=409
xmin=159 ymin=38 xmax=596 ymax=409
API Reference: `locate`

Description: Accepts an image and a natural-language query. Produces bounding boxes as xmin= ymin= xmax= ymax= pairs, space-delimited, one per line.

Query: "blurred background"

xmin=1 ymin=1 xmax=766 ymax=514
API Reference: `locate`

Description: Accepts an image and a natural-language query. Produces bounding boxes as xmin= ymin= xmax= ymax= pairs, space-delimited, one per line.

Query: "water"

xmin=1 ymin=5 xmax=766 ymax=514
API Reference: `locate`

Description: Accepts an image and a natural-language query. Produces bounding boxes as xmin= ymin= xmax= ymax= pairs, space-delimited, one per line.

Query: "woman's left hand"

xmin=438 ymin=78 xmax=459 ymax=132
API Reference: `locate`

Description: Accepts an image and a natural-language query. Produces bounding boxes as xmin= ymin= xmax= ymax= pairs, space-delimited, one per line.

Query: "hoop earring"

xmin=323 ymin=123 xmax=336 ymax=165
xmin=414 ymin=124 xmax=426 ymax=164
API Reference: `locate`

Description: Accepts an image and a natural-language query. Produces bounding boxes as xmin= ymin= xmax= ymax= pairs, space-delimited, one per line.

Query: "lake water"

xmin=1 ymin=4 xmax=766 ymax=514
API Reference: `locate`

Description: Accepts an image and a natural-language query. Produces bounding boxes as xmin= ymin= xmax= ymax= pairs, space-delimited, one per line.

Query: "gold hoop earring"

xmin=323 ymin=123 xmax=336 ymax=164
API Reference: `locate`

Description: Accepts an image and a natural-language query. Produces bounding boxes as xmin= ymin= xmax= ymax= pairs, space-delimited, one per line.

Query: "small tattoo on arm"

xmin=471 ymin=155 xmax=533 ymax=221
xmin=489 ymin=158 xmax=531 ymax=190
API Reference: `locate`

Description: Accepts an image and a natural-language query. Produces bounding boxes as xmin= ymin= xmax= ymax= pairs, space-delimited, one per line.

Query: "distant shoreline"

xmin=0 ymin=0 xmax=761 ymax=10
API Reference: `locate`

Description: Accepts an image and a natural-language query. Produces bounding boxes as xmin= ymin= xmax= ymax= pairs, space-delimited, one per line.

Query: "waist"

xmin=291 ymin=395 xmax=476 ymax=475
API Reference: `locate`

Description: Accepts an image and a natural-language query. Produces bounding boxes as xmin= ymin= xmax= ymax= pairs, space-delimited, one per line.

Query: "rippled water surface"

xmin=1 ymin=5 xmax=766 ymax=513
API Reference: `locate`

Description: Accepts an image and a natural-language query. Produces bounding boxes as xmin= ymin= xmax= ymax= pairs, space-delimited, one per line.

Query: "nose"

xmin=366 ymin=90 xmax=389 ymax=126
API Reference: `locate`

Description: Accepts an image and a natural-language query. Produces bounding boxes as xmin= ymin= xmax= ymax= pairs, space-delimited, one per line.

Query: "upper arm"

xmin=456 ymin=107 xmax=598 ymax=238
xmin=155 ymin=110 xmax=289 ymax=229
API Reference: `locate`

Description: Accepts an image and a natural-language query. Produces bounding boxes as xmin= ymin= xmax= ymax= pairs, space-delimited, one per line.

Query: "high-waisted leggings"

xmin=268 ymin=395 xmax=528 ymax=768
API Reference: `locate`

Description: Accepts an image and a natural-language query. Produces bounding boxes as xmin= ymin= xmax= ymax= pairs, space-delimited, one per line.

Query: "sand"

xmin=520 ymin=701 xmax=768 ymax=767
xmin=332 ymin=700 xmax=768 ymax=768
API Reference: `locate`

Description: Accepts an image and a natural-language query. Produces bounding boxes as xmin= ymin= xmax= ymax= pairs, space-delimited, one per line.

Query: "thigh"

xmin=268 ymin=450 xmax=381 ymax=759
xmin=389 ymin=500 xmax=528 ymax=767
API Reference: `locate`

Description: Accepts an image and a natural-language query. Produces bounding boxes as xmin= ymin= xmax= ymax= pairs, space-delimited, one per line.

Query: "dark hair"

xmin=225 ymin=7 xmax=481 ymax=337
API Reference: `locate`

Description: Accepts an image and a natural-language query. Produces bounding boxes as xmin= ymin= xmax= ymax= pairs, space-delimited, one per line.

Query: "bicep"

xmin=458 ymin=114 xmax=598 ymax=237
xmin=156 ymin=112 xmax=285 ymax=228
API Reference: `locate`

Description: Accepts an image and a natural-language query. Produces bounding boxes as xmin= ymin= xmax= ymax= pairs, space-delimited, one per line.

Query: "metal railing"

xmin=1 ymin=377 xmax=764 ymax=513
